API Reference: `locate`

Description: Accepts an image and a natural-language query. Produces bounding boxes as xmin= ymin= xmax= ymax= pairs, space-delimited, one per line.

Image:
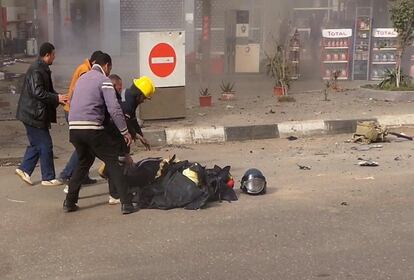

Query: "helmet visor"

xmin=243 ymin=178 xmax=266 ymax=194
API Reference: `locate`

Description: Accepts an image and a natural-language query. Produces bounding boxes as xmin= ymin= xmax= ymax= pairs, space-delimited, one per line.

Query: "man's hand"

xmin=123 ymin=154 xmax=134 ymax=169
xmin=58 ymin=94 xmax=68 ymax=105
xmin=123 ymin=132 xmax=133 ymax=147
xmin=138 ymin=135 xmax=151 ymax=151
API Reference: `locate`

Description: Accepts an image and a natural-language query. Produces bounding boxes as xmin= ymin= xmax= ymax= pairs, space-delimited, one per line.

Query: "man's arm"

xmin=30 ymin=70 xmax=59 ymax=106
xmin=123 ymin=94 xmax=143 ymax=137
xmin=101 ymin=80 xmax=129 ymax=136
xmin=129 ymin=117 xmax=143 ymax=137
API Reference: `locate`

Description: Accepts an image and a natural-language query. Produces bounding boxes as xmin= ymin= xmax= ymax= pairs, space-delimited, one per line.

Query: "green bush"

xmin=378 ymin=69 xmax=411 ymax=89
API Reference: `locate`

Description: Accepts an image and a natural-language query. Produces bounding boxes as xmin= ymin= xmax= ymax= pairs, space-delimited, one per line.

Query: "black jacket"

xmin=16 ymin=59 xmax=59 ymax=129
xmin=120 ymin=86 xmax=143 ymax=138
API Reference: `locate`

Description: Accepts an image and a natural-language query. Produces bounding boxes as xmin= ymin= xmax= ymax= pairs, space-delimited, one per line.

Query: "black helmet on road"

xmin=241 ymin=168 xmax=266 ymax=195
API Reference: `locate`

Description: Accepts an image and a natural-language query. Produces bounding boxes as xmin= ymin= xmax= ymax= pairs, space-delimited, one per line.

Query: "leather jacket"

xmin=16 ymin=59 xmax=59 ymax=129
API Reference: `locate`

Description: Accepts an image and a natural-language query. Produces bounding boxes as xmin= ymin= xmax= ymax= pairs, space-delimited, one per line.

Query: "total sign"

xmin=139 ymin=31 xmax=185 ymax=87
xmin=322 ymin=29 xmax=353 ymax=38
xmin=373 ymin=28 xmax=398 ymax=38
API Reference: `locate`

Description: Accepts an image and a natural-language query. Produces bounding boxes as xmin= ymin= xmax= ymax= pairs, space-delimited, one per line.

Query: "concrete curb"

xmin=144 ymin=114 xmax=414 ymax=146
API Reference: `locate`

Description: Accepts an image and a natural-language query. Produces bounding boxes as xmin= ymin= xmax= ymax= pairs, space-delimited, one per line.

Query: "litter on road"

xmin=389 ymin=132 xmax=413 ymax=141
xmin=287 ymin=136 xmax=298 ymax=141
xmin=297 ymin=164 xmax=311 ymax=170
xmin=351 ymin=144 xmax=383 ymax=151
xmin=358 ymin=160 xmax=379 ymax=167
xmin=353 ymin=121 xmax=388 ymax=144
xmin=6 ymin=198 xmax=26 ymax=203
xmin=354 ymin=176 xmax=375 ymax=180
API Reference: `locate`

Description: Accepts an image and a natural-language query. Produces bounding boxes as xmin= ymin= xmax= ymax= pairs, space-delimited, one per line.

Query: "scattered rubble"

xmin=353 ymin=121 xmax=387 ymax=144
xmin=0 ymin=157 xmax=22 ymax=167
xmin=287 ymin=136 xmax=298 ymax=141
xmin=357 ymin=159 xmax=379 ymax=167
xmin=354 ymin=176 xmax=375 ymax=180
xmin=314 ymin=152 xmax=329 ymax=156
xmin=389 ymin=132 xmax=413 ymax=141
xmin=351 ymin=144 xmax=383 ymax=151
xmin=297 ymin=164 xmax=311 ymax=170
xmin=6 ymin=198 xmax=26 ymax=203
xmin=164 ymin=144 xmax=193 ymax=150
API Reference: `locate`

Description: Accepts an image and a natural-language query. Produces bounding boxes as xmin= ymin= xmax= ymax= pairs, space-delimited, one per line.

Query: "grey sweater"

xmin=68 ymin=65 xmax=128 ymax=135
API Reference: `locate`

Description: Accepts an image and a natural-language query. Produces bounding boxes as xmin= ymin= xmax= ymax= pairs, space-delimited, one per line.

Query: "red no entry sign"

xmin=149 ymin=43 xmax=177 ymax=78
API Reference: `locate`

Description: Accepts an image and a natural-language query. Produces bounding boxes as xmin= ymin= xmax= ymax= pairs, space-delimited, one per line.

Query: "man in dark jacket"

xmin=15 ymin=42 xmax=68 ymax=186
xmin=109 ymin=74 xmax=151 ymax=150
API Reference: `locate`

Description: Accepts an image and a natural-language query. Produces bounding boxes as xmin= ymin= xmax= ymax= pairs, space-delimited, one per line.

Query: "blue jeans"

xmin=59 ymin=150 xmax=78 ymax=180
xmin=20 ymin=124 xmax=56 ymax=181
xmin=60 ymin=111 xmax=90 ymax=180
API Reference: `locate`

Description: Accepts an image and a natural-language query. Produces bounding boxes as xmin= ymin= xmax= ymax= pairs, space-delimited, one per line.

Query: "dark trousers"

xmin=66 ymin=129 xmax=131 ymax=204
xmin=104 ymin=123 xmax=130 ymax=199
xmin=60 ymin=111 xmax=91 ymax=180
xmin=20 ymin=124 xmax=55 ymax=180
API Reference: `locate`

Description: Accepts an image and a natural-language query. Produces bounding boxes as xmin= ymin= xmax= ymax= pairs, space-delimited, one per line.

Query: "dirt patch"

xmin=0 ymin=157 xmax=22 ymax=167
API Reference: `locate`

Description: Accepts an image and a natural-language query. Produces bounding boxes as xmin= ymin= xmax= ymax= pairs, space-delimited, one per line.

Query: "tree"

xmin=389 ymin=0 xmax=414 ymax=87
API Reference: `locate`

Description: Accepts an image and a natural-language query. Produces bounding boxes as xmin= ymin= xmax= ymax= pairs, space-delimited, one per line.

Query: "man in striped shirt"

xmin=64 ymin=53 xmax=138 ymax=215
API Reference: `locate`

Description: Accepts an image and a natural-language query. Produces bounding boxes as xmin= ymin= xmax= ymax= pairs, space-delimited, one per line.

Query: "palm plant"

xmin=265 ymin=44 xmax=291 ymax=94
xmin=378 ymin=68 xmax=409 ymax=89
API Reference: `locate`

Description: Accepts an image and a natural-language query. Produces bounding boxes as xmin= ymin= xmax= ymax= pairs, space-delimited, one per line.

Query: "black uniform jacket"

xmin=16 ymin=59 xmax=59 ymax=128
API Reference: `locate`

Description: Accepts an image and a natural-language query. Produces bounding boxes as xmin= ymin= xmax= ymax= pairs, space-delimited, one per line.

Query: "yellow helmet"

xmin=133 ymin=76 xmax=156 ymax=99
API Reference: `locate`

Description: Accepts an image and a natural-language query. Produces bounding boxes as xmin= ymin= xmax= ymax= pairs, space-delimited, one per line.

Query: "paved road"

xmin=1 ymin=135 xmax=413 ymax=279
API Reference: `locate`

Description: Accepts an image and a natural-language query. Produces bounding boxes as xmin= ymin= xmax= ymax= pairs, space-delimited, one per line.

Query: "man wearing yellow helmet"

xmin=101 ymin=74 xmax=155 ymax=205
xmin=108 ymin=74 xmax=154 ymax=150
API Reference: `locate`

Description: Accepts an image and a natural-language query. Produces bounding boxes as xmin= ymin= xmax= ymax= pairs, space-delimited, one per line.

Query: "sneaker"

xmin=15 ymin=168 xmax=33 ymax=185
xmin=108 ymin=195 xmax=121 ymax=205
xmin=63 ymin=185 xmax=69 ymax=194
xmin=41 ymin=179 xmax=63 ymax=186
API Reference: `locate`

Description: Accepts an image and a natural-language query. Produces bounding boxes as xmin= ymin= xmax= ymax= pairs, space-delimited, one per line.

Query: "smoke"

xmin=33 ymin=0 xmax=397 ymax=86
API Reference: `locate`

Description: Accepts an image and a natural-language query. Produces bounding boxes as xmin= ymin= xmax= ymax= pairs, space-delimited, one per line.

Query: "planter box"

xmin=199 ymin=96 xmax=212 ymax=107
xmin=273 ymin=86 xmax=285 ymax=96
xmin=220 ymin=92 xmax=236 ymax=101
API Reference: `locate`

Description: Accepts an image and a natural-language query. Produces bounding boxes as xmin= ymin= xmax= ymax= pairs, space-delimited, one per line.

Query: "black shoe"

xmin=59 ymin=177 xmax=70 ymax=184
xmin=121 ymin=203 xmax=140 ymax=215
xmin=82 ymin=177 xmax=97 ymax=185
xmin=63 ymin=200 xmax=79 ymax=213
